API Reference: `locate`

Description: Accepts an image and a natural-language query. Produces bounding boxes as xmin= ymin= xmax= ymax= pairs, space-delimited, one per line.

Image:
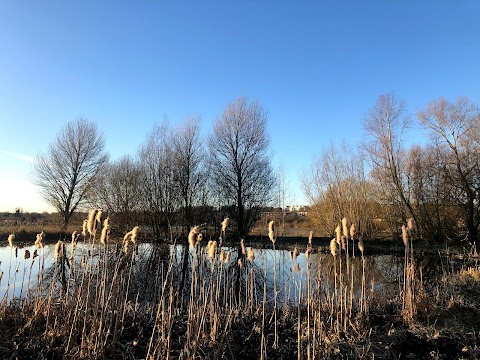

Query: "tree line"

xmin=32 ymin=96 xmax=275 ymax=240
xmin=33 ymin=93 xmax=480 ymax=245
xmin=303 ymin=93 xmax=480 ymax=245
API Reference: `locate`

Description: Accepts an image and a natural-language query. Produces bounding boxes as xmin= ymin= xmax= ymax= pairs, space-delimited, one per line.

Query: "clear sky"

xmin=1 ymin=1 xmax=479 ymax=213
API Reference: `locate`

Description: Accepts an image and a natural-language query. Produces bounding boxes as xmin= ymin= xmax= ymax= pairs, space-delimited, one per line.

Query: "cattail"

xmin=87 ymin=209 xmax=98 ymax=235
xmin=305 ymin=247 xmax=312 ymax=259
xmin=330 ymin=238 xmax=338 ymax=257
xmin=268 ymin=220 xmax=275 ymax=243
xmin=407 ymin=218 xmax=414 ymax=234
xmin=293 ymin=263 xmax=300 ymax=272
xmin=24 ymin=249 xmax=30 ymax=260
xmin=350 ymin=223 xmax=356 ymax=240
xmin=82 ymin=219 xmax=88 ymax=236
xmin=33 ymin=249 xmax=38 ymax=260
xmin=35 ymin=232 xmax=45 ymax=249
xmin=124 ymin=239 xmax=130 ymax=254
xmin=123 ymin=226 xmax=140 ymax=244
xmin=8 ymin=234 xmax=15 ymax=248
xmin=219 ymin=249 xmax=225 ymax=262
xmin=95 ymin=209 xmax=103 ymax=226
xmin=335 ymin=225 xmax=341 ymax=246
xmin=54 ymin=240 xmax=65 ymax=262
xmin=247 ymin=248 xmax=255 ymax=262
xmin=240 ymin=238 xmax=246 ymax=255
xmin=130 ymin=226 xmax=139 ymax=243
xmin=358 ymin=236 xmax=365 ymax=255
xmin=197 ymin=233 xmax=203 ymax=244
xmin=341 ymin=235 xmax=347 ymax=251
xmin=188 ymin=226 xmax=199 ymax=248
xmin=402 ymin=224 xmax=409 ymax=248
xmin=308 ymin=230 xmax=313 ymax=246
xmin=0 ymin=271 xmax=3 ymax=282
xmin=100 ymin=217 xmax=110 ymax=245
xmin=208 ymin=240 xmax=217 ymax=260
xmin=290 ymin=246 xmax=299 ymax=261
xmin=221 ymin=217 xmax=229 ymax=235
xmin=238 ymin=258 xmax=243 ymax=268
xmin=14 ymin=247 xmax=18 ymax=258
xmin=224 ymin=252 xmax=231 ymax=264
xmin=342 ymin=217 xmax=349 ymax=238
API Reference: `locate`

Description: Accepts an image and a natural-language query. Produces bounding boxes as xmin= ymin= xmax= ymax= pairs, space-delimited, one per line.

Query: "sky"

xmin=1 ymin=1 xmax=479 ymax=213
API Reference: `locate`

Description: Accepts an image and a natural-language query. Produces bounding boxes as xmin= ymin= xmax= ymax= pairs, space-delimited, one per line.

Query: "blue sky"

xmin=1 ymin=1 xmax=479 ymax=212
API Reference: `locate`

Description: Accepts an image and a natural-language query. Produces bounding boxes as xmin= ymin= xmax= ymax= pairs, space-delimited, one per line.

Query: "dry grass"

xmin=0 ymin=214 xmax=479 ymax=359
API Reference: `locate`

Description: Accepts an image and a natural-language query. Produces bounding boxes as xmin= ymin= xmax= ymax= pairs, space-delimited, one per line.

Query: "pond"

xmin=0 ymin=240 xmax=449 ymax=304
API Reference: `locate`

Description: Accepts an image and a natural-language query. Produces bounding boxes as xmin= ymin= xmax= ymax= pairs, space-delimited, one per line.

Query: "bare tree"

xmin=172 ymin=116 xmax=204 ymax=233
xmin=363 ymin=93 xmax=418 ymax=234
xmin=92 ymin=155 xmax=142 ymax=231
xmin=208 ymin=96 xmax=275 ymax=238
xmin=32 ymin=118 xmax=108 ymax=229
xmin=138 ymin=120 xmax=178 ymax=239
xmin=417 ymin=97 xmax=480 ymax=245
xmin=302 ymin=142 xmax=377 ymax=237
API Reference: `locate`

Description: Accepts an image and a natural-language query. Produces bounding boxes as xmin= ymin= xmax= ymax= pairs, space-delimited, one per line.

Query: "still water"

xmin=0 ymin=240 xmax=448 ymax=303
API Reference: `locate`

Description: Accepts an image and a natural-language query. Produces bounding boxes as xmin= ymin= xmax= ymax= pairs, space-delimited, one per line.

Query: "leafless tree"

xmin=302 ymin=142 xmax=377 ymax=237
xmin=417 ymin=97 xmax=480 ymax=245
xmin=363 ymin=93 xmax=418 ymax=233
xmin=138 ymin=120 xmax=178 ymax=239
xmin=32 ymin=118 xmax=108 ymax=229
xmin=172 ymin=116 xmax=204 ymax=232
xmin=208 ymin=96 xmax=275 ymax=238
xmin=92 ymin=155 xmax=142 ymax=231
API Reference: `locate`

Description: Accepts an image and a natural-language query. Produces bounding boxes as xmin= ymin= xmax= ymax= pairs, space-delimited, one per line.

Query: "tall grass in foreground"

xmin=0 ymin=212 xmax=479 ymax=359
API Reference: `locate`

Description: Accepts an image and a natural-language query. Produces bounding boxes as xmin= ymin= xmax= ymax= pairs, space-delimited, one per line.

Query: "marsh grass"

xmin=0 ymin=214 xmax=479 ymax=359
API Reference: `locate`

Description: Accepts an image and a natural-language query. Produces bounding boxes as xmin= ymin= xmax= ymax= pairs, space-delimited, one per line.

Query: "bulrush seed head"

xmin=335 ymin=225 xmax=341 ymax=246
xmin=208 ymin=240 xmax=217 ymax=260
xmin=35 ymin=232 xmax=45 ymax=249
xmin=402 ymin=224 xmax=409 ymax=248
xmin=188 ymin=226 xmax=199 ymax=248
xmin=54 ymin=241 xmax=65 ymax=262
xmin=358 ymin=236 xmax=365 ymax=255
xmin=221 ymin=217 xmax=229 ymax=235
xmin=240 ymin=239 xmax=246 ymax=255
xmin=130 ymin=226 xmax=139 ymax=243
xmin=268 ymin=221 xmax=275 ymax=243
xmin=290 ymin=247 xmax=299 ymax=261
xmin=8 ymin=234 xmax=15 ymax=248
xmin=247 ymin=248 xmax=255 ymax=262
xmin=342 ymin=217 xmax=349 ymax=238
xmin=100 ymin=217 xmax=110 ymax=245
xmin=82 ymin=219 xmax=88 ymax=236
xmin=330 ymin=238 xmax=338 ymax=257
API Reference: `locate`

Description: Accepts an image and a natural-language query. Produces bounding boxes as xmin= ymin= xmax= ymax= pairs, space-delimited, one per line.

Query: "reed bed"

xmin=0 ymin=214 xmax=479 ymax=359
